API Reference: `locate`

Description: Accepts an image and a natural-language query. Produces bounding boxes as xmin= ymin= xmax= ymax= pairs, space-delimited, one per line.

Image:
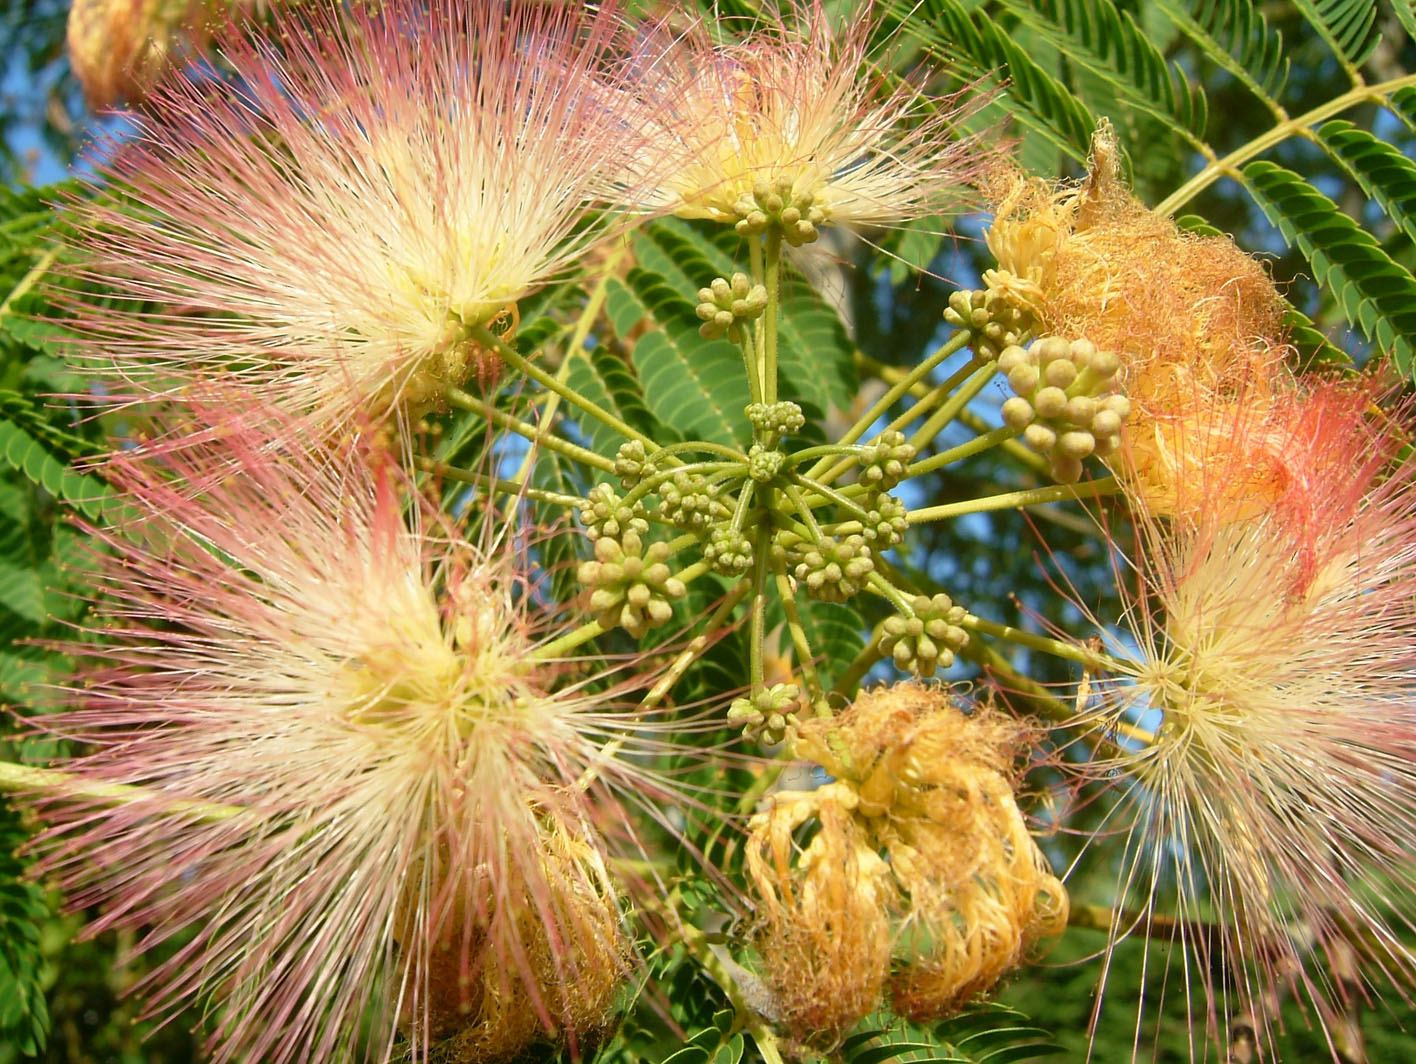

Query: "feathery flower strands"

xmin=12 ymin=0 xmax=1416 ymax=1060
xmin=1064 ymin=381 xmax=1416 ymax=1050
xmin=58 ymin=0 xmax=666 ymax=444
xmin=621 ymin=0 xmax=995 ymax=234
xmin=27 ymin=427 xmax=721 ymax=1064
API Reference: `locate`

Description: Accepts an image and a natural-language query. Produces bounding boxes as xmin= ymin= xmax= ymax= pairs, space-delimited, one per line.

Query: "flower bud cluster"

xmin=747 ymin=443 xmax=787 ymax=483
xmin=734 ymin=175 xmax=828 ymax=246
xmin=696 ymin=273 xmax=769 ymax=341
xmin=787 ymin=533 xmax=874 ymax=602
xmin=613 ymin=440 xmax=652 ymax=488
xmin=705 ymin=526 xmax=754 ymax=577
xmin=857 ymin=431 xmax=915 ymax=490
xmin=577 ymin=532 xmax=686 ymax=638
xmin=746 ymin=400 xmax=806 ymax=436
xmin=578 ymin=483 xmax=648 ymax=542
xmin=727 ymin=682 xmax=802 ymax=745
xmin=875 ymin=594 xmax=969 ymax=677
xmin=858 ymin=489 xmax=909 ymax=550
xmin=658 ymin=470 xmax=729 ymax=531
xmin=997 ymin=337 xmax=1131 ymax=483
xmin=943 ymin=288 xmax=1035 ymax=363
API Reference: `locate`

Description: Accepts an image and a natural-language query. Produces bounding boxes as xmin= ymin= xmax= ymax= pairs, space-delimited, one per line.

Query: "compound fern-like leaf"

xmin=1245 ymin=159 xmax=1416 ymax=374
xmin=1318 ymin=119 xmax=1416 ymax=248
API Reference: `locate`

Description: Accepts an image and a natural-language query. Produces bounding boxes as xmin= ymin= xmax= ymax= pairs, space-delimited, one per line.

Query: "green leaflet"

xmin=0 ymin=801 xmax=50 ymax=1057
xmin=1291 ymin=0 xmax=1382 ymax=74
xmin=1319 ymin=120 xmax=1416 ymax=248
xmin=883 ymin=0 xmax=1096 ymax=163
xmin=1245 ymin=159 xmax=1416 ymax=374
xmin=1154 ymin=0 xmax=1289 ymax=109
xmin=632 ymin=218 xmax=857 ymax=420
xmin=622 ymin=267 xmax=754 ymax=449
xmin=998 ymin=0 xmax=1207 ymax=142
xmin=839 ymin=1005 xmax=1063 ymax=1064
xmin=0 ymin=418 xmax=111 ymax=520
xmin=564 ymin=344 xmax=673 ymax=458
xmin=1283 ymin=306 xmax=1357 ymax=370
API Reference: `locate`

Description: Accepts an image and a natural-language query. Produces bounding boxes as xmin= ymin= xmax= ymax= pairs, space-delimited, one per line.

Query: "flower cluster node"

xmin=997 ymin=337 xmax=1130 ymax=483
xmin=727 ymin=682 xmax=803 ymax=745
xmin=747 ymin=443 xmax=787 ymax=483
xmin=734 ymin=175 xmax=828 ymax=245
xmin=858 ymin=489 xmax=909 ymax=550
xmin=748 ymin=685 xmax=1067 ymax=1047
xmin=658 ymin=471 xmax=729 ymax=531
xmin=875 ymin=594 xmax=969 ymax=677
xmin=578 ymin=483 xmax=648 ymax=543
xmin=943 ymin=288 xmax=1035 ymax=364
xmin=792 ymin=534 xmax=874 ymax=602
xmin=746 ymin=400 xmax=806 ymax=436
xmin=696 ymin=273 xmax=769 ymax=341
xmin=576 ymin=532 xmax=686 ymax=637
xmin=613 ymin=440 xmax=653 ymax=488
xmin=704 ymin=526 xmax=755 ymax=577
xmin=857 ymin=431 xmax=916 ymax=490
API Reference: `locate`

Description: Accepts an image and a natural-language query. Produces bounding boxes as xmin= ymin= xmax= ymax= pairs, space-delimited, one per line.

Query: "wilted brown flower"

xmin=745 ymin=683 xmax=1066 ymax=1048
xmin=984 ymin=121 xmax=1284 ymax=397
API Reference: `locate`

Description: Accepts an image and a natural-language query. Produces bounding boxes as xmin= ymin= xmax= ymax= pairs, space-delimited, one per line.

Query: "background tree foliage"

xmin=0 ymin=0 xmax=1413 ymax=1061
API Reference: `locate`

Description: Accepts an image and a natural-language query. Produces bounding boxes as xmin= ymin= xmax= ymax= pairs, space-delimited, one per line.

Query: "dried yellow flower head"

xmin=983 ymin=122 xmax=1284 ymax=398
xmin=746 ymin=683 xmax=1067 ymax=1048
xmin=746 ymin=782 xmax=895 ymax=1045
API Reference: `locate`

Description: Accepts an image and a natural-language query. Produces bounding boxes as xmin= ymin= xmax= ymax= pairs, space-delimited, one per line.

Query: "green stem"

xmin=905 ymin=361 xmax=998 ymax=453
xmin=0 ymin=245 xmax=59 ymax=319
xmin=510 ymin=240 xmax=629 ymax=483
xmin=748 ymin=528 xmax=771 ymax=692
xmin=738 ymin=317 xmax=764 ymax=407
xmin=780 ymin=481 xmax=825 ymax=542
xmin=805 ymin=328 xmax=974 ymax=480
xmin=958 ymin=407 xmax=1050 ymax=476
xmin=785 ymin=443 xmax=864 ymax=469
xmin=774 ymin=572 xmax=826 ymax=708
xmin=1154 ymin=73 xmax=1416 ymax=216
xmin=445 ymin=387 xmax=615 ymax=474
xmin=960 ymin=613 xmax=1106 ymax=669
xmin=906 ymin=425 xmax=1018 ymax=478
xmin=0 ymin=761 xmax=243 ymax=821
xmin=831 ymin=640 xmax=884 ymax=702
xmin=531 ymin=619 xmax=606 ymax=662
xmin=412 ymin=457 xmax=583 ymax=509
xmin=907 ymin=477 xmax=1119 ymax=523
xmin=470 ymin=324 xmax=656 ymax=451
xmin=866 ymin=571 xmax=914 ymax=613
xmin=728 ymin=479 xmax=758 ymax=534
xmin=959 ymin=637 xmax=1078 ymax=723
xmin=640 ymin=583 xmax=751 ymax=711
xmin=791 ymin=472 xmax=870 ymax=522
xmin=762 ymin=229 xmax=782 ymax=408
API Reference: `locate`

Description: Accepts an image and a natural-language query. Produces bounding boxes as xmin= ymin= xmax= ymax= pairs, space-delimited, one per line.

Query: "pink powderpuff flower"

xmin=616 ymin=0 xmax=995 ymax=237
xmin=1065 ymin=380 xmax=1416 ymax=1058
xmin=60 ymin=0 xmax=661 ymax=445
xmin=28 ymin=427 xmax=723 ymax=1064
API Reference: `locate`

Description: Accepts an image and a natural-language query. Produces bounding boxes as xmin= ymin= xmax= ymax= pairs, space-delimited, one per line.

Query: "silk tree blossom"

xmin=618 ymin=1 xmax=994 ymax=237
xmin=30 ymin=429 xmax=717 ymax=1064
xmin=1066 ymin=386 xmax=1416 ymax=1055
xmin=60 ymin=0 xmax=661 ymax=443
